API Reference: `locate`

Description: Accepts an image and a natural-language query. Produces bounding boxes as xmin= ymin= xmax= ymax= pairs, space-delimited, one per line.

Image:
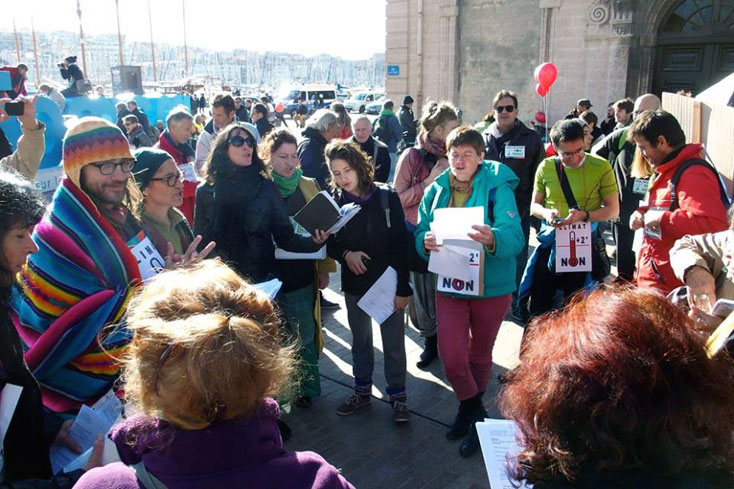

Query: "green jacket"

xmin=414 ymin=161 xmax=524 ymax=299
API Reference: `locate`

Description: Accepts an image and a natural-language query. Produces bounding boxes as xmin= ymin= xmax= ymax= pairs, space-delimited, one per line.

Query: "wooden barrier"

xmin=663 ymin=92 xmax=734 ymax=196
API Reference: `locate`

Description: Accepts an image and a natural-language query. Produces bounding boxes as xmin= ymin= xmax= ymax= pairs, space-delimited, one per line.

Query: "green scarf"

xmin=273 ymin=168 xmax=303 ymax=197
xmin=380 ymin=109 xmax=396 ymax=117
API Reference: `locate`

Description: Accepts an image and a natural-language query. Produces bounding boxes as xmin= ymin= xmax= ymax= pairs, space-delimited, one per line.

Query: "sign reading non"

xmin=555 ymin=222 xmax=592 ymax=273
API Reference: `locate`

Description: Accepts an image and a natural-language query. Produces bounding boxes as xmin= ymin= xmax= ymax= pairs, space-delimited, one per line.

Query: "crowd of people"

xmin=1 ymin=77 xmax=734 ymax=489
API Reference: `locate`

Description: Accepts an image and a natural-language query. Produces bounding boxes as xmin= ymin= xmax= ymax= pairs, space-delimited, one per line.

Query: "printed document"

xmin=476 ymin=418 xmax=530 ymax=489
xmin=357 ymin=266 xmax=397 ymax=324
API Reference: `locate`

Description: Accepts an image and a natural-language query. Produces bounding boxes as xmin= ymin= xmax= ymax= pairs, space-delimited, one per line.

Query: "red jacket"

xmin=0 ymin=66 xmax=27 ymax=98
xmin=635 ymin=143 xmax=728 ymax=293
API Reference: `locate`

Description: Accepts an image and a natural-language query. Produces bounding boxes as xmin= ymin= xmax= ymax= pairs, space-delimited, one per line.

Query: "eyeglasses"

xmin=494 ymin=105 xmax=515 ymax=113
xmin=560 ymin=147 xmax=585 ymax=158
xmin=91 ymin=160 xmax=134 ymax=175
xmin=229 ymin=135 xmax=255 ymax=148
xmin=150 ymin=173 xmax=184 ymax=187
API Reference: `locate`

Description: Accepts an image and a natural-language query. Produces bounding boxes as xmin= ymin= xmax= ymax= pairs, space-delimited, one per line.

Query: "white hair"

xmin=305 ymin=109 xmax=339 ymax=132
xmin=166 ymin=105 xmax=194 ymax=128
xmin=351 ymin=115 xmax=371 ymax=129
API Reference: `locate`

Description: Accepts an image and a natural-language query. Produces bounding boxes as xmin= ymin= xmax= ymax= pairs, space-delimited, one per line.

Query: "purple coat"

xmin=73 ymin=399 xmax=354 ymax=489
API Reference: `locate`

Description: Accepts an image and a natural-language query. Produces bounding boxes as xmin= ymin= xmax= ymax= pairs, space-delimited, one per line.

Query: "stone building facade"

xmin=386 ymin=0 xmax=734 ymax=126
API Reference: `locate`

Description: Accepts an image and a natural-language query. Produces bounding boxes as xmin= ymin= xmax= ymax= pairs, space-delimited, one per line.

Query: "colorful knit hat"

xmin=63 ymin=117 xmax=134 ymax=188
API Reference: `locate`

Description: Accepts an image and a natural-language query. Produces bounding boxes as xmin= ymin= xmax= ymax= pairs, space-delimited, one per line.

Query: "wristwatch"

xmin=583 ymin=210 xmax=590 ymax=222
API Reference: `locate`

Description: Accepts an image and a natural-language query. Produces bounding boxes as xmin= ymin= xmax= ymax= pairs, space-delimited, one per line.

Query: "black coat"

xmin=60 ymin=63 xmax=84 ymax=86
xmin=194 ymin=165 xmax=320 ymax=283
xmin=398 ymin=105 xmax=417 ymax=144
xmin=326 ymin=185 xmax=412 ymax=298
xmin=484 ymin=120 xmax=544 ymax=217
xmin=297 ymin=127 xmax=330 ymax=190
xmin=593 ymin=127 xmax=641 ymax=219
xmin=353 ymin=136 xmax=390 ymax=183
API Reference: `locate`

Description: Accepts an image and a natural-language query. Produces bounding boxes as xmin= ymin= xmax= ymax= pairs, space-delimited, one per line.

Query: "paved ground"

xmin=281 ymin=227 xmax=618 ymax=488
xmin=281 ymin=267 xmax=525 ymax=489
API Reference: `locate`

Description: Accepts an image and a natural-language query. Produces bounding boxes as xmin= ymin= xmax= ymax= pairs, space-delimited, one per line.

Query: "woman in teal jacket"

xmin=415 ymin=126 xmax=524 ymax=457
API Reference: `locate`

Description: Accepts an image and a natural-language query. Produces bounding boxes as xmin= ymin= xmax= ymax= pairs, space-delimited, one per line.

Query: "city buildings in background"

xmin=0 ymin=29 xmax=386 ymax=91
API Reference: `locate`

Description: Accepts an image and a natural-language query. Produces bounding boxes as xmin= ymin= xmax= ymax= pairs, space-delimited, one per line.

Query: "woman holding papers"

xmin=416 ymin=126 xmax=524 ymax=457
xmin=499 ymin=287 xmax=734 ymax=488
xmin=0 ymin=171 xmax=101 ymax=485
xmin=324 ymin=140 xmax=414 ymax=424
xmin=74 ymin=261 xmax=355 ymax=489
xmin=194 ymin=123 xmax=328 ymax=283
xmin=263 ymin=128 xmax=337 ymax=407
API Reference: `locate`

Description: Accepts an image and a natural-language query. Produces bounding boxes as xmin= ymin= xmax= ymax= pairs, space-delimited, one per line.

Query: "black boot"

xmin=446 ymin=396 xmax=478 ymax=440
xmin=459 ymin=398 xmax=488 ymax=457
xmin=417 ymin=334 xmax=438 ymax=369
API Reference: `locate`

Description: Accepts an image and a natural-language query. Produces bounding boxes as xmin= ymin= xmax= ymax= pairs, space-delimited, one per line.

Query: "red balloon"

xmin=536 ymin=62 xmax=558 ymax=89
xmin=536 ymin=83 xmax=548 ymax=97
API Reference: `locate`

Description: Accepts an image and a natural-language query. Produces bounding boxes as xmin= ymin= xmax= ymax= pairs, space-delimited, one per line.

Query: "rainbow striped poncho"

xmin=12 ymin=178 xmax=142 ymax=415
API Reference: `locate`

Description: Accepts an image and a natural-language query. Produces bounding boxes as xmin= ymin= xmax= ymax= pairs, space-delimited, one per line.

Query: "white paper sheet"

xmin=357 ymin=266 xmax=397 ymax=324
xmin=62 ymin=423 xmax=121 ymax=473
xmin=253 ymin=278 xmax=283 ymax=299
xmin=429 ymin=240 xmax=480 ymax=282
xmin=0 ymin=383 xmax=23 ymax=475
xmin=476 ymin=419 xmax=530 ymax=489
xmin=432 ymin=206 xmax=485 ymax=244
xmin=274 ymin=245 xmax=327 ymax=260
xmin=90 ymin=390 xmax=123 ymax=426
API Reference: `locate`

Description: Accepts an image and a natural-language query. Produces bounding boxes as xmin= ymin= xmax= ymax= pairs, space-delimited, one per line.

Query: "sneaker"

xmin=336 ymin=394 xmax=370 ymax=416
xmin=320 ymin=296 xmax=340 ymax=310
xmin=392 ymin=401 xmax=410 ymax=423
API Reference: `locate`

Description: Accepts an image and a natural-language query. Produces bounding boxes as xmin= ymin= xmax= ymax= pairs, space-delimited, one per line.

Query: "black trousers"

xmin=612 ymin=220 xmax=636 ymax=281
xmin=528 ymin=245 xmax=588 ymax=317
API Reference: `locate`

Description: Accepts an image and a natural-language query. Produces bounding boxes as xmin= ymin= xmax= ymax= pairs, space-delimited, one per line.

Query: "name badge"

xmin=180 ymin=162 xmax=197 ymax=182
xmin=505 ymin=145 xmax=525 ymax=159
xmin=632 ymin=178 xmax=649 ymax=195
xmin=130 ymin=236 xmax=165 ymax=281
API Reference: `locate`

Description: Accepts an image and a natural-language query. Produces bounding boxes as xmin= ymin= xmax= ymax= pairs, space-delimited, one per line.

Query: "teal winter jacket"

xmin=414 ymin=160 xmax=524 ymax=299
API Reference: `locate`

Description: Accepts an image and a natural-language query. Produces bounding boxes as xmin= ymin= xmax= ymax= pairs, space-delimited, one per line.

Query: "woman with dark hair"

xmin=499 ymin=286 xmax=734 ymax=488
xmin=261 ymin=128 xmax=336 ymax=407
xmin=131 ymin=148 xmax=215 ymax=262
xmin=0 ymin=170 xmax=102 ymax=487
xmin=193 ymin=123 xmax=327 ymax=283
xmin=324 ymin=140 xmax=413 ymax=423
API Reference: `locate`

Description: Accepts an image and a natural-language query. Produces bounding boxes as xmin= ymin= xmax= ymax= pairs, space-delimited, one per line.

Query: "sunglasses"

xmin=494 ymin=105 xmax=515 ymax=113
xmin=229 ymin=135 xmax=255 ymax=148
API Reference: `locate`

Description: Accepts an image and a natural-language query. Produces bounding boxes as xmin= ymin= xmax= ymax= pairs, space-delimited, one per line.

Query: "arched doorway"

xmin=653 ymin=0 xmax=734 ymax=95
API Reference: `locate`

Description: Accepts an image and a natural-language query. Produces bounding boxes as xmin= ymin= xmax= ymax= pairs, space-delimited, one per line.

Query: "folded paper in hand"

xmin=432 ymin=206 xmax=484 ymax=244
xmin=293 ymin=191 xmax=361 ymax=235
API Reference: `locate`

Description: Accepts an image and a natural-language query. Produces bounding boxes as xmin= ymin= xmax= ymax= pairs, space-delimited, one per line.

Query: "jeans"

xmin=345 ymin=292 xmax=407 ymax=401
xmin=435 ymin=293 xmax=511 ymax=400
xmin=278 ymin=283 xmax=321 ymax=398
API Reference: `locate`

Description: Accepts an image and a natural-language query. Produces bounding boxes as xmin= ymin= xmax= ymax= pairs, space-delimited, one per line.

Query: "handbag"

xmin=554 ymin=158 xmax=611 ymax=280
xmin=75 ymin=79 xmax=93 ymax=93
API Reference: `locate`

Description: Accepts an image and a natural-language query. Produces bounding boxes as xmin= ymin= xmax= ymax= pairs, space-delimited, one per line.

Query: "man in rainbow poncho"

xmin=12 ymin=117 xmax=152 ymax=415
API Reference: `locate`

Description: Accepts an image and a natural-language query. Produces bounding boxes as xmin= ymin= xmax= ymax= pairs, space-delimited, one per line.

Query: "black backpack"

xmin=668 ymin=158 xmax=730 ymax=211
xmin=373 ymin=116 xmax=390 ymax=143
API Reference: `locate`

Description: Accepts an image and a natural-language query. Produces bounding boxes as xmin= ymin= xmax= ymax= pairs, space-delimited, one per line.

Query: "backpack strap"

xmin=617 ymin=128 xmax=628 ymax=153
xmin=554 ymin=157 xmax=580 ymax=210
xmin=487 ymin=187 xmax=497 ymax=224
xmin=377 ymin=184 xmax=391 ymax=229
xmin=669 ymin=158 xmax=730 ymax=211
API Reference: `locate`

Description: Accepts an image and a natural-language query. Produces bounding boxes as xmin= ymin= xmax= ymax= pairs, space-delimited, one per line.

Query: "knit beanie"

xmin=132 ymin=148 xmax=174 ymax=191
xmin=63 ymin=117 xmax=134 ymax=188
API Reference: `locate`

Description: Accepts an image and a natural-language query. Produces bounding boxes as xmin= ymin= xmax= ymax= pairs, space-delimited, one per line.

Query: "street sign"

xmin=387 ymin=65 xmax=400 ymax=77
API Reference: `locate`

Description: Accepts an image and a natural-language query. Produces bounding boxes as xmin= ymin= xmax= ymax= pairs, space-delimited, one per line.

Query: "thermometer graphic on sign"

xmin=568 ymin=231 xmax=578 ymax=267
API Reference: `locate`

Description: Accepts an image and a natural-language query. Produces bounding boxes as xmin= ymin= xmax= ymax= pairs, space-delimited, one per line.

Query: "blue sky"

xmin=3 ymin=0 xmax=387 ymax=60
